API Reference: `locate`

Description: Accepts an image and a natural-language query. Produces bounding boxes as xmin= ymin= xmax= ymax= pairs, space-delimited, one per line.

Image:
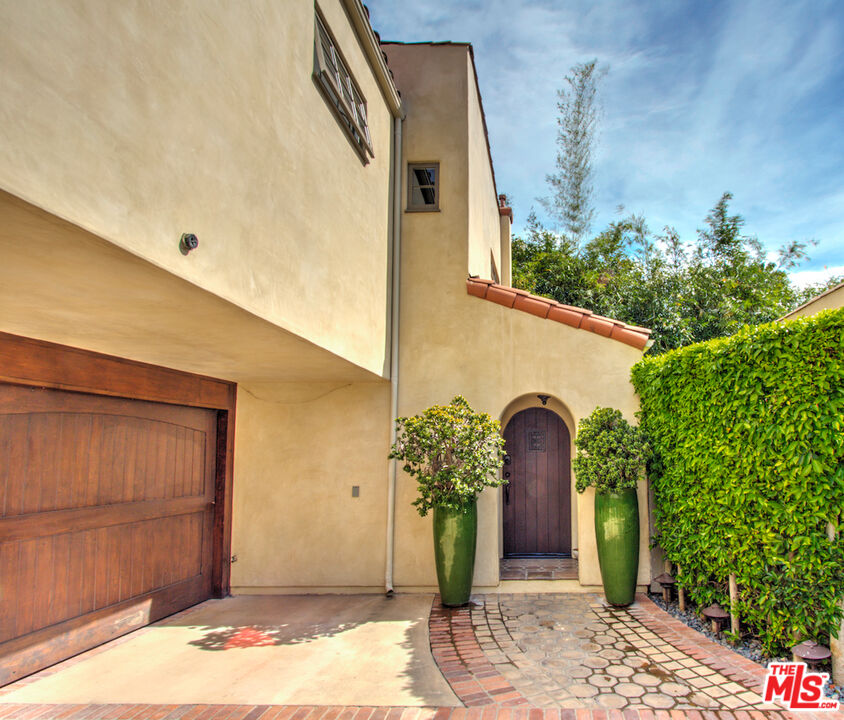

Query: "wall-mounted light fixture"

xmin=537 ymin=394 xmax=550 ymax=406
xmin=180 ymin=233 xmax=199 ymax=255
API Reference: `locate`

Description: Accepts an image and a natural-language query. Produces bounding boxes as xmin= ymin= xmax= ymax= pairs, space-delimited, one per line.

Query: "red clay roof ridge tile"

xmin=465 ymin=276 xmax=652 ymax=351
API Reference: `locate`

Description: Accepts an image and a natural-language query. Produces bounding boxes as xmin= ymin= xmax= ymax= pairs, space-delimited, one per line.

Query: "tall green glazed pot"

xmin=594 ymin=488 xmax=639 ymax=606
xmin=433 ymin=500 xmax=477 ymax=606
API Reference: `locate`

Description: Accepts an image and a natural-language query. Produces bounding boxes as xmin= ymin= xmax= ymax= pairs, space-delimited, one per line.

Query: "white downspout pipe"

xmin=385 ymin=112 xmax=403 ymax=595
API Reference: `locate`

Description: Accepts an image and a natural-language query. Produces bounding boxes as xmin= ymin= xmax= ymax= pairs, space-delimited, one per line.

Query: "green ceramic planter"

xmin=594 ymin=488 xmax=639 ymax=606
xmin=433 ymin=501 xmax=478 ymax=606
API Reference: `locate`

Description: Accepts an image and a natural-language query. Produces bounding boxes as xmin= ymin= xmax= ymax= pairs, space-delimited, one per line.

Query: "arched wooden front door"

xmin=503 ymin=407 xmax=572 ymax=556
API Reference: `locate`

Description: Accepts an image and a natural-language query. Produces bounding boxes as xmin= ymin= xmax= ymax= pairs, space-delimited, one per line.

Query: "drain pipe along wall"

xmin=385 ymin=112 xmax=403 ymax=595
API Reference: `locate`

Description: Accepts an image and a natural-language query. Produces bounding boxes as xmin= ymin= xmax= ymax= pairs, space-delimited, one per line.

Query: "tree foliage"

xmin=573 ymin=407 xmax=649 ymax=494
xmin=632 ymin=310 xmax=844 ymax=653
xmin=512 ymin=194 xmax=838 ymax=353
xmin=389 ymin=396 xmax=506 ymax=517
xmin=542 ymin=60 xmax=605 ymax=246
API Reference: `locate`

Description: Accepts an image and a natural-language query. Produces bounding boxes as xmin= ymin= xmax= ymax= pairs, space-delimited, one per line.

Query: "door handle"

xmin=504 ymin=481 xmax=510 ymax=504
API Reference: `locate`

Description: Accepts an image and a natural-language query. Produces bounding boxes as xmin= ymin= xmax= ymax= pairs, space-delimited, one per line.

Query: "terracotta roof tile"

xmin=486 ymin=285 xmax=518 ymax=308
xmin=584 ymin=314 xmax=614 ymax=337
xmin=547 ymin=305 xmax=586 ymax=329
xmin=514 ymin=294 xmax=551 ymax=319
xmin=466 ymin=277 xmax=652 ymax=351
xmin=466 ymin=280 xmax=487 ymax=299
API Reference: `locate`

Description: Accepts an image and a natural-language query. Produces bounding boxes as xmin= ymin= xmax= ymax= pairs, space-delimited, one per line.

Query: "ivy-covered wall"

xmin=631 ymin=308 xmax=844 ymax=654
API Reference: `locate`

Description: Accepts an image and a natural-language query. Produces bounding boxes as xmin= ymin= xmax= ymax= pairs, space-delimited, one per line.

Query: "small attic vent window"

xmin=407 ymin=163 xmax=439 ymax=212
xmin=314 ymin=11 xmax=373 ymax=161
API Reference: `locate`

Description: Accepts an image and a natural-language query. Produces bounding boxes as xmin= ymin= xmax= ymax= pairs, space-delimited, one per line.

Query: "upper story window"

xmin=407 ymin=163 xmax=439 ymax=212
xmin=313 ymin=10 xmax=373 ymax=161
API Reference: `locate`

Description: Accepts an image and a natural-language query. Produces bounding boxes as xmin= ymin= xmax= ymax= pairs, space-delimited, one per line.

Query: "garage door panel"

xmin=0 ymin=382 xmax=218 ymax=683
xmin=33 ymin=536 xmax=55 ymax=637
xmin=52 ymin=533 xmax=72 ymax=633
xmin=0 ymin=574 xmax=210 ymax=687
xmin=0 ymin=542 xmax=17 ymax=641
xmin=0 ymin=511 xmax=209 ymax=644
xmin=1 ymin=414 xmax=210 ymax=517
xmin=15 ymin=539 xmax=37 ymax=638
xmin=0 ymin=333 xmax=233 ymax=686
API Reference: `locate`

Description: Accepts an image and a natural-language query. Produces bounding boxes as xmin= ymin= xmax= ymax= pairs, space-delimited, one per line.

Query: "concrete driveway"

xmin=0 ymin=594 xmax=459 ymax=708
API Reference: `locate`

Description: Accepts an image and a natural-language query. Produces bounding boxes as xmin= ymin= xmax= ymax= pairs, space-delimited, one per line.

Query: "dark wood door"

xmin=0 ymin=384 xmax=218 ymax=684
xmin=503 ymin=407 xmax=571 ymax=556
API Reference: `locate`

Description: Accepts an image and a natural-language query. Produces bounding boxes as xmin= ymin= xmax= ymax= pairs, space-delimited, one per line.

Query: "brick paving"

xmin=626 ymin=598 xmax=767 ymax=693
xmin=1 ymin=593 xmax=842 ymax=720
xmin=466 ymin=593 xmax=766 ymax=711
xmin=430 ymin=593 xmax=842 ymax=720
xmin=0 ymin=704 xmax=837 ymax=720
xmin=428 ymin=599 xmax=528 ymax=708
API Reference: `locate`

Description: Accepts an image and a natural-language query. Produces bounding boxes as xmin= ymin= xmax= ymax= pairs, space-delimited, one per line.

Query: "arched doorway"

xmin=503 ymin=407 xmax=572 ymax=556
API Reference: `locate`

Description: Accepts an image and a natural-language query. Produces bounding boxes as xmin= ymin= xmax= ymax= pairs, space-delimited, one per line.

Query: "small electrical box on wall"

xmin=351 ymin=486 xmax=360 ymax=497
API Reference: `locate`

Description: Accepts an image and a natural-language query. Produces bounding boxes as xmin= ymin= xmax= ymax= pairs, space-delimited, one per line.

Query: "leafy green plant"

xmin=390 ymin=396 xmax=506 ymax=517
xmin=632 ymin=308 xmax=844 ymax=654
xmin=573 ymin=407 xmax=649 ymax=493
xmin=512 ymin=193 xmax=835 ymax=354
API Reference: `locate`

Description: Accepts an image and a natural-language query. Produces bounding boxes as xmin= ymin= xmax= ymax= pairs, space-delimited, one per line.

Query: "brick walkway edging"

xmin=628 ymin=595 xmax=766 ymax=692
xmin=628 ymin=595 xmax=844 ymax=720
xmin=428 ymin=596 xmax=529 ymax=707
xmin=426 ymin=593 xmax=844 ymax=720
xmin=2 ymin=593 xmax=843 ymax=720
xmin=0 ymin=705 xmax=832 ymax=720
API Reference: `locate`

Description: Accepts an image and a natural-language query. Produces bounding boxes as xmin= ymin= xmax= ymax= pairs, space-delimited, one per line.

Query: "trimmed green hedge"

xmin=632 ymin=308 xmax=844 ymax=654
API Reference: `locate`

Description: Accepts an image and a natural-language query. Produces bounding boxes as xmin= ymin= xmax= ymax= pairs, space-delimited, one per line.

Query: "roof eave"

xmin=466 ymin=277 xmax=652 ymax=351
xmin=379 ymin=42 xmax=503 ymax=214
xmin=779 ymin=280 xmax=844 ymax=320
xmin=342 ymin=0 xmax=403 ymax=118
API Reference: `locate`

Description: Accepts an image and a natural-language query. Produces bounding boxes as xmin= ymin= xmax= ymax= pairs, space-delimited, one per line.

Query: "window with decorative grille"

xmin=314 ymin=11 xmax=373 ymax=161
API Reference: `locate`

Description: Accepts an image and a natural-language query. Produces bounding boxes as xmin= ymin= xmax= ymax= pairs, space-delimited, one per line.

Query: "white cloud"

xmin=367 ymin=0 xmax=844 ymax=273
xmin=789 ymin=265 xmax=844 ymax=288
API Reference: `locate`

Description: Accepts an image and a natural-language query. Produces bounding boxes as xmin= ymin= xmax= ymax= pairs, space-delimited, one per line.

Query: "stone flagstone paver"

xmin=464 ymin=594 xmax=773 ymax=711
xmin=0 ymin=705 xmax=833 ymax=720
xmin=2 ymin=593 xmax=843 ymax=720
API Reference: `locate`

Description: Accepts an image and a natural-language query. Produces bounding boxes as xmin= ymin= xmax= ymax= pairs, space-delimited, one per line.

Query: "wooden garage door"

xmin=0 ymin=383 xmax=219 ymax=684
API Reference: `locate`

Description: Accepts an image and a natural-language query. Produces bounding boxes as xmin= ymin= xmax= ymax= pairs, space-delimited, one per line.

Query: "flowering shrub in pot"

xmin=574 ymin=406 xmax=649 ymax=606
xmin=390 ymin=395 xmax=505 ymax=605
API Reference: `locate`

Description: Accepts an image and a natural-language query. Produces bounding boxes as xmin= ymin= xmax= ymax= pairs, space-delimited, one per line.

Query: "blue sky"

xmin=367 ymin=0 xmax=844 ymax=287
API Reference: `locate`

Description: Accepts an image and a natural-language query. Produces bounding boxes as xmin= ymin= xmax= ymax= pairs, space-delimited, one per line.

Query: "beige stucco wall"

xmin=0 ymin=190 xmax=379 ymax=385
xmin=392 ymin=297 xmax=649 ymax=589
xmin=231 ymin=381 xmax=391 ymax=592
xmin=0 ymin=186 xmax=396 ymax=591
xmin=499 ymin=214 xmax=513 ymax=286
xmin=466 ymin=53 xmax=502 ymax=282
xmin=2 ymin=7 xmax=649 ymax=598
xmin=0 ymin=0 xmax=395 ymax=377
xmin=388 ymin=43 xmax=649 ymax=591
xmin=782 ymin=283 xmax=844 ymax=319
xmin=0 ymin=188 xmax=395 ymax=595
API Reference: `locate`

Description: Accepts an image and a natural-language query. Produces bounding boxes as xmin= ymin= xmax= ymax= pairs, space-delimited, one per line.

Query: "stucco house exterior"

xmin=0 ymin=0 xmax=653 ymax=684
xmin=780 ymin=281 xmax=844 ymax=320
